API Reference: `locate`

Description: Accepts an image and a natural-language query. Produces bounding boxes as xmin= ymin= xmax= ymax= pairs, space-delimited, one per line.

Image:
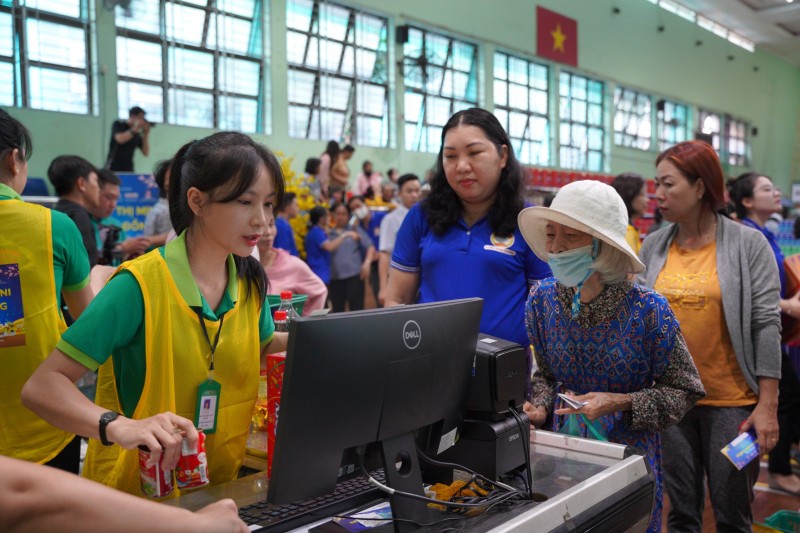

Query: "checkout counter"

xmin=166 ymin=429 xmax=654 ymax=532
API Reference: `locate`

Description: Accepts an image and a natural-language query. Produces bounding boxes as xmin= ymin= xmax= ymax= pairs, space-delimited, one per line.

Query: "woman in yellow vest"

xmin=0 ymin=109 xmax=93 ymax=473
xmin=23 ymin=131 xmax=288 ymax=497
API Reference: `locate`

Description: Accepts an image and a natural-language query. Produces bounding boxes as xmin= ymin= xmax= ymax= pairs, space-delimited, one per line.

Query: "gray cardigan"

xmin=638 ymin=214 xmax=781 ymax=395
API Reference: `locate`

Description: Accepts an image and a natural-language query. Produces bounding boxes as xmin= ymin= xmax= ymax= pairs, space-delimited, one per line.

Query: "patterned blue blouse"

xmin=526 ymin=279 xmax=705 ymax=533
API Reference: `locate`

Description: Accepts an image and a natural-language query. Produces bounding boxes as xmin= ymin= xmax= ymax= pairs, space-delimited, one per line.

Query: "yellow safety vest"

xmin=0 ymin=199 xmax=75 ymax=463
xmin=83 ymin=250 xmax=260 ymax=497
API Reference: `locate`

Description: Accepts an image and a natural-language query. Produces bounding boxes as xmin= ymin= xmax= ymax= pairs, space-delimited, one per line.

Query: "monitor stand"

xmin=380 ymin=433 xmax=431 ymax=533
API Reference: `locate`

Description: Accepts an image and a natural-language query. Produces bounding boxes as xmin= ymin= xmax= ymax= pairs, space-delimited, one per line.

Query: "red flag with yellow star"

xmin=536 ymin=6 xmax=577 ymax=67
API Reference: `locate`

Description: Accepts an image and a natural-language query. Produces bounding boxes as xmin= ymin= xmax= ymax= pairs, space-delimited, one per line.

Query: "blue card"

xmin=332 ymin=502 xmax=392 ymax=531
xmin=721 ymin=430 xmax=760 ymax=470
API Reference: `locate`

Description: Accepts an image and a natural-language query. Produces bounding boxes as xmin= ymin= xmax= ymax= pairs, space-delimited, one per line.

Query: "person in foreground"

xmin=519 ymin=180 xmax=706 ymax=533
xmin=0 ymin=455 xmax=247 ymax=532
xmin=639 ymin=141 xmax=781 ymax=532
xmin=0 ymin=109 xmax=94 ymax=473
xmin=22 ymin=132 xmax=288 ymax=497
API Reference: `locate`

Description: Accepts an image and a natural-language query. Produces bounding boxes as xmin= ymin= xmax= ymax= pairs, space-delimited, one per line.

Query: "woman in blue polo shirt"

xmin=386 ymin=107 xmax=551 ymax=350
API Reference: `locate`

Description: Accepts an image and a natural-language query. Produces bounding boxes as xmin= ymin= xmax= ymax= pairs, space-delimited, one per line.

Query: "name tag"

xmin=195 ymin=379 xmax=221 ymax=434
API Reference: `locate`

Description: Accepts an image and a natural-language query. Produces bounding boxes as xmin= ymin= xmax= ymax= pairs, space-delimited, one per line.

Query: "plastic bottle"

xmin=277 ymin=291 xmax=300 ymax=324
xmin=273 ymin=309 xmax=289 ymax=333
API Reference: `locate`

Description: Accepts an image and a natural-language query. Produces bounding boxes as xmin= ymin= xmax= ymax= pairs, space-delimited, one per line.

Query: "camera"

xmin=100 ymin=224 xmax=123 ymax=266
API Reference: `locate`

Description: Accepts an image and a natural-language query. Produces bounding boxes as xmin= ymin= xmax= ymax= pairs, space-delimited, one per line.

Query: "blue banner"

xmin=114 ymin=172 xmax=160 ymax=238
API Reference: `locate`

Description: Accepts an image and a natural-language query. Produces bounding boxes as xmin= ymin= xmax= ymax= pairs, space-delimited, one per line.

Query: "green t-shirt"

xmin=59 ymin=231 xmax=275 ymax=417
xmin=0 ymin=183 xmax=90 ymax=304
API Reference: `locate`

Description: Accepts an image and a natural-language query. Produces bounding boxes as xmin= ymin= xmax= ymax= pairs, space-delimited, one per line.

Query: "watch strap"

xmin=99 ymin=411 xmax=120 ymax=446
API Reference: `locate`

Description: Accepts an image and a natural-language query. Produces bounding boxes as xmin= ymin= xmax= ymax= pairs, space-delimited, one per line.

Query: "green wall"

xmin=8 ymin=0 xmax=800 ymax=191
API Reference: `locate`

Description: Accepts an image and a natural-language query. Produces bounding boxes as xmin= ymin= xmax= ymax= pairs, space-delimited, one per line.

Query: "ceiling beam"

xmin=758 ymin=2 xmax=800 ymax=22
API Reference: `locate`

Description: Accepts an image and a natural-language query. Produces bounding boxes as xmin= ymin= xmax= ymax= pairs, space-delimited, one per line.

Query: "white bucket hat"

xmin=518 ymin=180 xmax=646 ymax=274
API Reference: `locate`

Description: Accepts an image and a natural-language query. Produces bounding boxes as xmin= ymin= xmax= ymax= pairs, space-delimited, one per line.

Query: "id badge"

xmin=194 ymin=379 xmax=221 ymax=434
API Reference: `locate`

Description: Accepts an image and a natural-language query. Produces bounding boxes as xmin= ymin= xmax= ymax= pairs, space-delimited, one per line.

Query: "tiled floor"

xmin=662 ymin=460 xmax=799 ymax=531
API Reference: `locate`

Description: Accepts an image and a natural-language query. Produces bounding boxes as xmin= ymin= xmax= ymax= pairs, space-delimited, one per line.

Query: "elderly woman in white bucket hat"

xmin=518 ymin=180 xmax=705 ymax=533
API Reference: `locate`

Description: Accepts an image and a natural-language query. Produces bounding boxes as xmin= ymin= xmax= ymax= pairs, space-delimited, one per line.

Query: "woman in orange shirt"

xmin=639 ymin=141 xmax=781 ymax=531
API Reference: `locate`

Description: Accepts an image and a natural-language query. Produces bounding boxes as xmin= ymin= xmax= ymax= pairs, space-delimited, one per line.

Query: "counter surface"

xmin=166 ymin=430 xmax=654 ymax=532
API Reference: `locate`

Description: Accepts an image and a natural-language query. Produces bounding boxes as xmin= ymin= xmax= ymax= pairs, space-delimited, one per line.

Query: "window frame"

xmin=1 ymin=1 xmax=93 ymax=113
xmin=698 ymin=108 xmax=722 ymax=152
xmin=285 ymin=0 xmax=390 ymax=146
xmin=402 ymin=24 xmax=479 ymax=153
xmin=656 ymin=98 xmax=690 ymax=152
xmin=493 ymin=50 xmax=550 ymax=166
xmin=613 ymin=86 xmax=652 ymax=151
xmin=115 ymin=0 xmax=265 ymax=131
xmin=725 ymin=115 xmax=749 ymax=167
xmin=558 ymin=70 xmax=605 ymax=172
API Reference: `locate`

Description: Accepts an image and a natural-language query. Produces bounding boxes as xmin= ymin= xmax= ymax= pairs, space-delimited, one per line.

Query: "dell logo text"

xmin=402 ymin=320 xmax=422 ymax=350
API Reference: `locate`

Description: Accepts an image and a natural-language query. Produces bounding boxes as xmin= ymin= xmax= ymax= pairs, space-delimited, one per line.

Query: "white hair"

xmin=592 ymin=241 xmax=633 ymax=285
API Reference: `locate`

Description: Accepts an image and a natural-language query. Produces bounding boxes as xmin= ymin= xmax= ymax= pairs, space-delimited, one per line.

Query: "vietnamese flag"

xmin=536 ymin=6 xmax=578 ymax=67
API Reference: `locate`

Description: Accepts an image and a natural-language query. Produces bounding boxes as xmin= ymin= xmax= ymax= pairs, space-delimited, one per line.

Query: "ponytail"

xmin=235 ymin=256 xmax=268 ymax=306
xmin=168 ymin=140 xmax=195 ymax=235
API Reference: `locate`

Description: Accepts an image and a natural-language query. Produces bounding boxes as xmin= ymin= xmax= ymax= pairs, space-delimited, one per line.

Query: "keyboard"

xmin=240 ymin=471 xmax=387 ymax=532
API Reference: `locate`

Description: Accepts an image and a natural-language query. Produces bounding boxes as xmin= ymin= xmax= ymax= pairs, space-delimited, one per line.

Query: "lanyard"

xmin=195 ymin=309 xmax=225 ymax=379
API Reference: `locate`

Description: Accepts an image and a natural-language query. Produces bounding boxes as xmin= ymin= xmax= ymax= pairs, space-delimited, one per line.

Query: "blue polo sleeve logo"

xmin=484 ymin=233 xmax=516 ymax=256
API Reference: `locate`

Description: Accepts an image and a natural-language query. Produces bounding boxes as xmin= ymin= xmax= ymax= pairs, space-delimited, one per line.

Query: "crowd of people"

xmin=1 ymin=102 xmax=798 ymax=533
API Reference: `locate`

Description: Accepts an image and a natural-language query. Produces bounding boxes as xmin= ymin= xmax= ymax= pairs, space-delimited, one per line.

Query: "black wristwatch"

xmin=99 ymin=411 xmax=120 ymax=446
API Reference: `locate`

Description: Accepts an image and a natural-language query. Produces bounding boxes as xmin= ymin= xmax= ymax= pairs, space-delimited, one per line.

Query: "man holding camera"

xmin=106 ymin=106 xmax=151 ymax=172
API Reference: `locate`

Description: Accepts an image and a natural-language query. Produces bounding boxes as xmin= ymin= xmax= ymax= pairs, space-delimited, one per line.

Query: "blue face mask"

xmin=547 ymin=244 xmax=595 ymax=288
xmin=548 ymin=240 xmax=599 ymax=318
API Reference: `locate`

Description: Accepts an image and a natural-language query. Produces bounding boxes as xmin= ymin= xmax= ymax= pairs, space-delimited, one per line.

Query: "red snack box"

xmin=176 ymin=430 xmax=209 ymax=490
xmin=138 ymin=445 xmax=173 ymax=498
xmin=267 ymin=352 xmax=287 ymax=477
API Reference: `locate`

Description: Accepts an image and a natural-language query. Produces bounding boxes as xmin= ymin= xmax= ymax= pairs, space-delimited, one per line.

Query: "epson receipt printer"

xmin=438 ymin=334 xmax=530 ymax=479
xmin=466 ymin=334 xmax=528 ymax=420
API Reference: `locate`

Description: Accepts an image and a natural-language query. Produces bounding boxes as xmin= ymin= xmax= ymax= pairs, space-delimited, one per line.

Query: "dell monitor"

xmin=267 ymin=298 xmax=483 ymax=530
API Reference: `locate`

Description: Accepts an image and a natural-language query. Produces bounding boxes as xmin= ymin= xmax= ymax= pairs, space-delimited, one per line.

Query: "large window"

xmin=698 ymin=109 xmax=721 ymax=151
xmin=613 ymin=87 xmax=651 ymax=150
xmin=558 ymin=71 xmax=604 ymax=171
xmin=403 ymin=26 xmax=478 ymax=153
xmin=657 ymin=99 xmax=689 ymax=151
xmin=286 ymin=0 xmax=389 ymax=146
xmin=0 ymin=0 xmax=92 ymax=113
xmin=116 ymin=0 xmax=265 ymax=131
xmin=493 ymin=51 xmax=549 ymax=166
xmin=726 ymin=116 xmax=749 ymax=166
